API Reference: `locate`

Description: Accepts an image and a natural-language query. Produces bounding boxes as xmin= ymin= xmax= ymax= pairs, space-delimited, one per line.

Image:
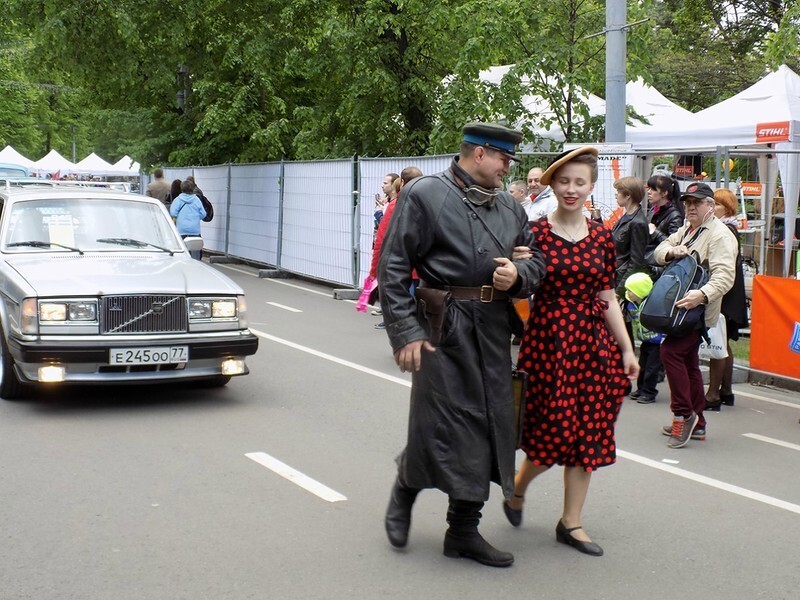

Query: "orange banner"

xmin=750 ymin=275 xmax=800 ymax=379
xmin=740 ymin=182 xmax=763 ymax=196
xmin=755 ymin=121 xmax=790 ymax=143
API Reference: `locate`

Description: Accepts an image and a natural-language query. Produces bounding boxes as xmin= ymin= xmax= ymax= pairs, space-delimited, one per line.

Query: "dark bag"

xmin=199 ymin=194 xmax=214 ymax=222
xmin=414 ymin=287 xmax=451 ymax=345
xmin=511 ymin=366 xmax=528 ymax=449
xmin=640 ymin=252 xmax=708 ymax=337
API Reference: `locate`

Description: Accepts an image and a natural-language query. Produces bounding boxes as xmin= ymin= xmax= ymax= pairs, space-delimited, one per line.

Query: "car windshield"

xmin=2 ymin=197 xmax=184 ymax=253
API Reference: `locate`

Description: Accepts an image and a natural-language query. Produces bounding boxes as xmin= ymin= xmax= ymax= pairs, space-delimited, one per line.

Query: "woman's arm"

xmin=600 ymin=288 xmax=639 ymax=380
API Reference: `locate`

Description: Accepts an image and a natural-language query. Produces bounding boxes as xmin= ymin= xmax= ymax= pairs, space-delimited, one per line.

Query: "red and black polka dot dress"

xmin=517 ymin=217 xmax=630 ymax=471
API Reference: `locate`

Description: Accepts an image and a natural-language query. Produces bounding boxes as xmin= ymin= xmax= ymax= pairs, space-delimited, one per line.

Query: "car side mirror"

xmin=183 ymin=237 xmax=204 ymax=253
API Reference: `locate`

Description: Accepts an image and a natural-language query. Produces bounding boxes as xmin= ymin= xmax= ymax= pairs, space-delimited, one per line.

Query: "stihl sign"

xmin=756 ymin=121 xmax=790 ymax=143
xmin=740 ymin=182 xmax=763 ymax=196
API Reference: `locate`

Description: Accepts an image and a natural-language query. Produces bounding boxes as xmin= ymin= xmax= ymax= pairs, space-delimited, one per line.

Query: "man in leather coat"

xmin=378 ymin=123 xmax=546 ymax=567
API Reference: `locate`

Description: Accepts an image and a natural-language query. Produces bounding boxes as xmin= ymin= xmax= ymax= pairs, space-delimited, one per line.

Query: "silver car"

xmin=0 ymin=184 xmax=258 ymax=398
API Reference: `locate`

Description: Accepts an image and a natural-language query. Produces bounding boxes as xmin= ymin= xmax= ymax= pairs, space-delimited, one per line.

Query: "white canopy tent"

xmin=624 ymin=78 xmax=694 ymax=130
xmin=628 ymin=65 xmax=800 ymax=276
xmin=0 ymin=145 xmax=36 ymax=169
xmin=73 ymin=152 xmax=116 ymax=176
xmin=32 ymin=149 xmax=76 ymax=177
xmin=111 ymin=155 xmax=141 ymax=175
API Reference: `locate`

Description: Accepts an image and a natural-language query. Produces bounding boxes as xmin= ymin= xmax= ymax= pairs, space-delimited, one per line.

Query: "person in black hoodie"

xmin=645 ymin=174 xmax=683 ymax=279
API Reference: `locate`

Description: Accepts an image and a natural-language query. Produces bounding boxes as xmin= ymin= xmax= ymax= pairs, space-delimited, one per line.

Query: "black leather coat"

xmin=647 ymin=201 xmax=683 ymax=246
xmin=378 ymin=163 xmax=546 ymax=502
xmin=611 ymin=206 xmax=649 ymax=296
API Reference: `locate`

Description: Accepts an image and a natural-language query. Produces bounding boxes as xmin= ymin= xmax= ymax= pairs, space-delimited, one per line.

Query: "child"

xmin=624 ymin=272 xmax=665 ymax=404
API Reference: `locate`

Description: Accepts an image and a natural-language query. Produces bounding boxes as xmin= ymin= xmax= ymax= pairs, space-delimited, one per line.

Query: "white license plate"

xmin=109 ymin=346 xmax=189 ymax=365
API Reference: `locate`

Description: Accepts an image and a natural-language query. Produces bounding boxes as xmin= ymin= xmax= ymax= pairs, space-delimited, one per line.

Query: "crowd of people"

xmin=368 ymin=122 xmax=744 ymax=568
xmin=146 ymin=169 xmax=210 ymax=259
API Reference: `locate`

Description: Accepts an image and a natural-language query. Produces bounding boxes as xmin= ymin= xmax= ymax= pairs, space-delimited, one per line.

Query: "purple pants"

xmin=660 ymin=329 xmax=706 ymax=428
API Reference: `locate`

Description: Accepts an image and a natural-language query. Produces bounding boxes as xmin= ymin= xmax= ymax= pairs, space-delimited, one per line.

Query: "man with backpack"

xmin=650 ymin=182 xmax=737 ymax=448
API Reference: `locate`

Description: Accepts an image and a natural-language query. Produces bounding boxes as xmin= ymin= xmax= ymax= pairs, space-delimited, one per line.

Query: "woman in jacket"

xmin=645 ymin=174 xmax=683 ymax=274
xmin=612 ymin=176 xmax=649 ymax=299
xmin=705 ymin=188 xmax=748 ymax=411
xmin=169 ymin=179 xmax=206 ymax=259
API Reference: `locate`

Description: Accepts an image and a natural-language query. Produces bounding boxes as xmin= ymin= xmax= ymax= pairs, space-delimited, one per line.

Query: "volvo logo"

xmin=109 ymin=303 xmax=122 ymax=312
xmin=151 ymin=302 xmax=164 ymax=315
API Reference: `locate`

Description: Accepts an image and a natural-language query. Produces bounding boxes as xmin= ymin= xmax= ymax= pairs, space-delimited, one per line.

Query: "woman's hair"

xmin=559 ymin=153 xmax=598 ymax=183
xmin=713 ymin=188 xmax=738 ymax=217
xmin=180 ymin=179 xmax=195 ymax=194
xmin=613 ymin=176 xmax=645 ymax=204
xmin=646 ymin=174 xmax=681 ymax=202
xmin=169 ymin=179 xmax=182 ymax=198
xmin=391 ymin=177 xmax=402 ymax=197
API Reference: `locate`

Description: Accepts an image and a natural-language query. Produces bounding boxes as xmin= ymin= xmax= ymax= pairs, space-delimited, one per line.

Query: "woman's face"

xmin=714 ymin=201 xmax=727 ymax=218
xmin=551 ymin=162 xmax=594 ymax=211
xmin=647 ymin=185 xmax=668 ymax=206
xmin=615 ymin=189 xmax=631 ymax=209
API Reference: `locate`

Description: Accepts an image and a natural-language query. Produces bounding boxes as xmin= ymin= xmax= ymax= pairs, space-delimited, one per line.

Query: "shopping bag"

xmin=698 ymin=314 xmax=728 ymax=360
xmin=356 ymin=276 xmax=378 ymax=313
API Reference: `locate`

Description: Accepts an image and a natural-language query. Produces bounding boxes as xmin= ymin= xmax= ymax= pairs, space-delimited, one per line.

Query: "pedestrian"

xmin=146 ymin=168 xmax=171 ymax=203
xmin=704 ymin=188 xmax=748 ymax=411
xmin=169 ymin=179 xmax=207 ymax=259
xmin=378 ymin=122 xmax=546 ymax=568
xmin=375 ymin=173 xmax=399 ymax=232
xmin=164 ymin=179 xmax=182 ymax=207
xmin=652 ymin=182 xmax=737 ymax=447
xmin=504 ymin=146 xmax=638 ymax=558
xmin=526 ymin=166 xmax=558 ymax=220
xmin=644 ymin=174 xmax=683 ymax=279
xmin=624 ymin=272 xmax=666 ymax=405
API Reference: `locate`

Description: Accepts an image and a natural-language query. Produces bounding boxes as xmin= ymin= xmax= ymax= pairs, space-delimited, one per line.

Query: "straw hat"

xmin=540 ymin=146 xmax=599 ymax=185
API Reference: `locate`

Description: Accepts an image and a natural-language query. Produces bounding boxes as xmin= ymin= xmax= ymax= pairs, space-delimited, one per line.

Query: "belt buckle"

xmin=479 ymin=285 xmax=494 ymax=303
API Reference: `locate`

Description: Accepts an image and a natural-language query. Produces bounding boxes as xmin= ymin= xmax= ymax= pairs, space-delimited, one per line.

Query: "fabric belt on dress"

xmin=423 ymin=284 xmax=509 ymax=302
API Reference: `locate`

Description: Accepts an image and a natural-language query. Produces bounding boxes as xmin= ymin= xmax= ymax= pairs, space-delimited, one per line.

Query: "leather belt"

xmin=425 ymin=284 xmax=509 ymax=303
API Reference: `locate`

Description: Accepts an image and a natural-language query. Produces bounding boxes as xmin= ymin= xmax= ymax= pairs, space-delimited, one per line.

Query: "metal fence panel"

xmin=357 ymin=155 xmax=452 ymax=283
xmin=227 ymin=163 xmax=282 ymax=265
xmin=281 ymin=159 xmax=355 ymax=285
xmin=191 ymin=165 xmax=229 ymax=253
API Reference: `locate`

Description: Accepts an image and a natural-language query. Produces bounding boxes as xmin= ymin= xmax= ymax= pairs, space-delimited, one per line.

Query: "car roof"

xmin=0 ymin=185 xmax=156 ymax=205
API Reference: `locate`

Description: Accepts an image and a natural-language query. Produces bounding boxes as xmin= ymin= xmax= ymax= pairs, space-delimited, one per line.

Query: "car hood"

xmin=4 ymin=253 xmax=243 ymax=297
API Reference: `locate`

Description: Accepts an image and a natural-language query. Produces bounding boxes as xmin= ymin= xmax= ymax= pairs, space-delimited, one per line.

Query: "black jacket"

xmin=611 ymin=206 xmax=649 ymax=297
xmin=378 ymin=160 xmax=546 ymax=502
xmin=647 ymin=201 xmax=683 ymax=246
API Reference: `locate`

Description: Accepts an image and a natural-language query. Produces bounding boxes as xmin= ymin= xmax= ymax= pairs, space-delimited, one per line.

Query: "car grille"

xmin=101 ymin=295 xmax=187 ymax=334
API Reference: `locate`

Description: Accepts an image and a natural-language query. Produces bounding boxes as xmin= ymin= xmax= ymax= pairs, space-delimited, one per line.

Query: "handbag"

xmin=356 ymin=276 xmax=378 ymax=312
xmin=511 ymin=367 xmax=528 ymax=449
xmin=698 ymin=314 xmax=728 ymax=360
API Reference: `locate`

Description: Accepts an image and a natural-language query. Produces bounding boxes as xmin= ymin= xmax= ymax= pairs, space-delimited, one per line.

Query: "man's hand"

xmin=675 ymin=289 xmax=705 ymax=310
xmin=511 ymin=245 xmax=533 ymax=261
xmin=492 ymin=257 xmax=518 ymax=291
xmin=395 ymin=339 xmax=436 ymax=372
xmin=667 ymin=244 xmax=690 ymax=260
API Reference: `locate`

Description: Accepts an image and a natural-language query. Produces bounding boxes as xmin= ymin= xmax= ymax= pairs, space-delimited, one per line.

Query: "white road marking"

xmin=743 ymin=433 xmax=800 ymax=452
xmin=618 ymin=449 xmax=800 ymax=515
xmin=266 ymin=302 xmax=302 ymax=313
xmin=245 ymin=452 xmax=347 ymax=503
xmin=661 ymin=459 xmax=680 ymax=465
xmin=250 ymin=329 xmax=411 ymax=388
xmin=734 ymin=389 xmax=800 ymax=409
xmin=250 ymin=327 xmax=800 ymax=515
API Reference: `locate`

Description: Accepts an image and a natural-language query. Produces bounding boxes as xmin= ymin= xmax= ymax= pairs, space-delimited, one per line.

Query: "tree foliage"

xmin=1 ymin=1 xmax=799 ymax=167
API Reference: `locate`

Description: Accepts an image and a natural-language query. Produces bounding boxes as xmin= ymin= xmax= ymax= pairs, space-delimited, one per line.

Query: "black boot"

xmin=443 ymin=498 xmax=514 ymax=567
xmin=384 ymin=477 xmax=419 ymax=548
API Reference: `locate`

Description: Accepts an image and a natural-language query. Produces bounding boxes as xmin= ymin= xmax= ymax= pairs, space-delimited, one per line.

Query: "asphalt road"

xmin=1 ymin=262 xmax=798 ymax=600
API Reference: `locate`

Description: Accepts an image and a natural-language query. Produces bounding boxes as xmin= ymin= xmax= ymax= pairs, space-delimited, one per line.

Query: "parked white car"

xmin=0 ymin=183 xmax=258 ymax=398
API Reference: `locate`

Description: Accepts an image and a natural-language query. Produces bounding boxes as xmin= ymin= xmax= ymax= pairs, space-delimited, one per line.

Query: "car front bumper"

xmin=7 ymin=330 xmax=259 ymax=384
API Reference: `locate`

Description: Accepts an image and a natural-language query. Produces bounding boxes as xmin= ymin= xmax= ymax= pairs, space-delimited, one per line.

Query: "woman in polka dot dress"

xmin=504 ymin=147 xmax=638 ymax=557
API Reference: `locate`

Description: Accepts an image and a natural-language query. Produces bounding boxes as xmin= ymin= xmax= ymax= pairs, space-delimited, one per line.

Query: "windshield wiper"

xmin=7 ymin=240 xmax=84 ymax=255
xmin=96 ymin=237 xmax=175 ymax=256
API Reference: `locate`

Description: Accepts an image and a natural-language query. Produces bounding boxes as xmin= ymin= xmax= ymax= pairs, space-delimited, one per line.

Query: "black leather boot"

xmin=443 ymin=499 xmax=514 ymax=567
xmin=384 ymin=477 xmax=419 ymax=548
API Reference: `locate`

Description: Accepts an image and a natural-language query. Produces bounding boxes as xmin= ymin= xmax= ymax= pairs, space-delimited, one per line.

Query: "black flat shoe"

xmin=502 ymin=494 xmax=524 ymax=527
xmin=704 ymin=399 xmax=722 ymax=412
xmin=555 ymin=520 xmax=603 ymax=557
xmin=443 ymin=530 xmax=514 ymax=567
xmin=720 ymin=393 xmax=735 ymax=406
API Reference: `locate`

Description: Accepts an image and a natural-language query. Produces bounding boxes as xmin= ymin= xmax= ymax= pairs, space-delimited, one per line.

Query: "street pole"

xmin=71 ymin=124 xmax=77 ymax=163
xmin=605 ymin=0 xmax=626 ymax=142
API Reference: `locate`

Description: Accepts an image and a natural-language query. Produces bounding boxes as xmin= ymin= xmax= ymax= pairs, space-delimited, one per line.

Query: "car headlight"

xmin=188 ymin=298 xmax=237 ymax=320
xmin=39 ymin=301 xmax=98 ymax=322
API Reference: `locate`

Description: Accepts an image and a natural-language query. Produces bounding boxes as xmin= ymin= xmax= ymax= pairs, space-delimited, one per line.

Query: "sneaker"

xmin=665 ymin=414 xmax=699 ymax=449
xmin=371 ymin=308 xmax=383 ymax=316
xmin=636 ymin=395 xmax=656 ymax=404
xmin=661 ymin=424 xmax=706 ymax=440
xmin=374 ymin=322 xmax=386 ymax=330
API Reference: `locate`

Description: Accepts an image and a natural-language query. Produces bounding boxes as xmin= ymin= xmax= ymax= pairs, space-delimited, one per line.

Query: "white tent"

xmin=628 ymin=65 xmax=800 ymax=276
xmin=73 ymin=152 xmax=116 ymax=176
xmin=625 ymin=78 xmax=694 ymax=130
xmin=0 ymin=145 xmax=36 ymax=169
xmin=33 ymin=149 xmax=76 ymax=176
xmin=111 ymin=155 xmax=141 ymax=175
